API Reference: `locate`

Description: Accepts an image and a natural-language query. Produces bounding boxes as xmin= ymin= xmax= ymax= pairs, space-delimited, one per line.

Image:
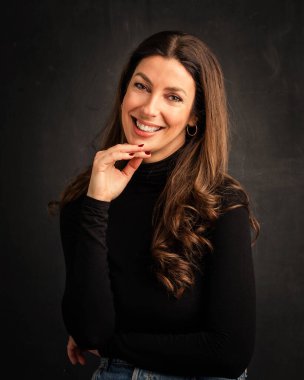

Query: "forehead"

xmin=132 ymin=55 xmax=195 ymax=91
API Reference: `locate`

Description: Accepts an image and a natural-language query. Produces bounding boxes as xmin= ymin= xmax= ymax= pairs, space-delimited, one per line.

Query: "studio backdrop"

xmin=2 ymin=1 xmax=303 ymax=379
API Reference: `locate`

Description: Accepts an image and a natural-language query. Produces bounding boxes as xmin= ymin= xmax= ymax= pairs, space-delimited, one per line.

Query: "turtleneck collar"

xmin=132 ymin=142 xmax=186 ymax=186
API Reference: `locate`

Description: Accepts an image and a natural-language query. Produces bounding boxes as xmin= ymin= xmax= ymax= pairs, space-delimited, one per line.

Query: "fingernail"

xmin=138 ymin=144 xmax=144 ymax=147
xmin=144 ymin=151 xmax=151 ymax=155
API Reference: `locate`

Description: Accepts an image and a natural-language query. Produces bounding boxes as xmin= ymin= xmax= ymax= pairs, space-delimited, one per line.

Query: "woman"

xmin=49 ymin=30 xmax=260 ymax=380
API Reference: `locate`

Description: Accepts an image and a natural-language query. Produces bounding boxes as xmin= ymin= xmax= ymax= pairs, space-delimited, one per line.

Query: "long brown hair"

xmin=48 ymin=30 xmax=260 ymax=299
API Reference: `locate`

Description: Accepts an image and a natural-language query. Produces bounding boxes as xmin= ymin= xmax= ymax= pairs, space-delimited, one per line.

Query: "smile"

xmin=131 ymin=116 xmax=164 ymax=134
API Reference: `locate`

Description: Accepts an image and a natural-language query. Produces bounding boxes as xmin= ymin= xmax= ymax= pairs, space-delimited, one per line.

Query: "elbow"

xmin=216 ymin=338 xmax=255 ymax=378
xmin=72 ymin=324 xmax=116 ymax=350
xmin=62 ymin=296 xmax=116 ymax=350
xmin=217 ymin=356 xmax=250 ymax=379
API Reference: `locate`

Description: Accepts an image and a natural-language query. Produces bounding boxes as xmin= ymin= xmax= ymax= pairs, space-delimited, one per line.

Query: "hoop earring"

xmin=186 ymin=124 xmax=198 ymax=137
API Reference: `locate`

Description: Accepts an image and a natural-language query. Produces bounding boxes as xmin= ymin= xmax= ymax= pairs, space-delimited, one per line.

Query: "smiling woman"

xmin=48 ymin=30 xmax=260 ymax=380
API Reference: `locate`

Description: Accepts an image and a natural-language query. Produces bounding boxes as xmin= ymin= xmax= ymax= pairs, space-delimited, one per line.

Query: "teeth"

xmin=136 ymin=120 xmax=161 ymax=132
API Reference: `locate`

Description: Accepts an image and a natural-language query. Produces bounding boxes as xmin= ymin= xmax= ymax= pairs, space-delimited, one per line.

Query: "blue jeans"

xmin=91 ymin=357 xmax=248 ymax=380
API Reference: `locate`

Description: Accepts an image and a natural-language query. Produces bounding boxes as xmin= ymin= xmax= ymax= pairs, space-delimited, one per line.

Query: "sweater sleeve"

xmin=104 ymin=206 xmax=256 ymax=378
xmin=60 ymin=194 xmax=115 ymax=350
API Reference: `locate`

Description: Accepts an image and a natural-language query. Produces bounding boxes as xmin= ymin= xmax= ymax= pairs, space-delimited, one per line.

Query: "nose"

xmin=140 ymin=94 xmax=160 ymax=118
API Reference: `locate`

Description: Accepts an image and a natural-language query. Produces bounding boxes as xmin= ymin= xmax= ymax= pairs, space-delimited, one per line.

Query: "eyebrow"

xmin=134 ymin=72 xmax=188 ymax=96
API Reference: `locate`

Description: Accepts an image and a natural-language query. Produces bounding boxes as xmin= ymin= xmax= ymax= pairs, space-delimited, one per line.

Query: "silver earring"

xmin=186 ymin=124 xmax=198 ymax=136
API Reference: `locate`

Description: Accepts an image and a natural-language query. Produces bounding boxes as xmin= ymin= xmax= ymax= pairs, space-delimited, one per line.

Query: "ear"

xmin=188 ymin=113 xmax=198 ymax=127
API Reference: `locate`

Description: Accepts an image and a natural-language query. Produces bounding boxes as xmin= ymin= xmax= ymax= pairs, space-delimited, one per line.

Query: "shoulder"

xmin=210 ymin=203 xmax=251 ymax=258
xmin=59 ymin=194 xmax=86 ymax=225
xmin=216 ymin=175 xmax=249 ymax=211
xmin=214 ymin=205 xmax=250 ymax=235
xmin=210 ymin=176 xmax=251 ymax=237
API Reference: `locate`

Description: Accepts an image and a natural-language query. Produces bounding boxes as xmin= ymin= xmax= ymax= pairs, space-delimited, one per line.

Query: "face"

xmin=121 ymin=55 xmax=197 ymax=162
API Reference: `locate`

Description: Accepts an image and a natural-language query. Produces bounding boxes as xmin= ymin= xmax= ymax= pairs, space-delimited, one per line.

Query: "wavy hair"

xmin=48 ymin=30 xmax=260 ymax=299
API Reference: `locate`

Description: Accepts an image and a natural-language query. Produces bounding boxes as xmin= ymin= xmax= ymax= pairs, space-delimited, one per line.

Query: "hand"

xmin=87 ymin=143 xmax=151 ymax=201
xmin=87 ymin=349 xmax=101 ymax=357
xmin=67 ymin=336 xmax=101 ymax=365
xmin=67 ymin=335 xmax=86 ymax=365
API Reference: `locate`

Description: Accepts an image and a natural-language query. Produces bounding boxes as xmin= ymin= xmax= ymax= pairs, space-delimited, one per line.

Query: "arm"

xmin=60 ymin=194 xmax=115 ymax=350
xmin=104 ymin=206 xmax=256 ymax=378
xmin=60 ymin=144 xmax=147 ymax=351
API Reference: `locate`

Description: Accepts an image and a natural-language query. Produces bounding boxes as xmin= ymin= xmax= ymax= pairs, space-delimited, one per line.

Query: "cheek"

xmin=165 ymin=109 xmax=188 ymax=127
xmin=123 ymin=90 xmax=139 ymax=110
xmin=120 ymin=99 xmax=129 ymax=129
xmin=126 ymin=89 xmax=150 ymax=112
xmin=121 ymin=99 xmax=132 ymax=123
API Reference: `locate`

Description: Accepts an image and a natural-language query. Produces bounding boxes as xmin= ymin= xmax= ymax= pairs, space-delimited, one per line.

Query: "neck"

xmin=141 ymin=140 xmax=186 ymax=164
xmin=131 ymin=142 xmax=186 ymax=186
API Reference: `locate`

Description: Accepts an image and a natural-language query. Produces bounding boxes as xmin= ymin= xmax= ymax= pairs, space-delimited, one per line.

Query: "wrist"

xmin=86 ymin=192 xmax=112 ymax=202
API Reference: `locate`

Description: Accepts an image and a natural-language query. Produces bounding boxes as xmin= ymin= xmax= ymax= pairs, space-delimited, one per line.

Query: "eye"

xmin=134 ymin=82 xmax=148 ymax=91
xmin=168 ymin=94 xmax=183 ymax=103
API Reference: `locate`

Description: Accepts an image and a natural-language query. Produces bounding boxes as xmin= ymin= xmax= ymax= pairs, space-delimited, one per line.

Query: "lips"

xmin=130 ymin=116 xmax=165 ymax=137
xmin=131 ymin=116 xmax=165 ymax=129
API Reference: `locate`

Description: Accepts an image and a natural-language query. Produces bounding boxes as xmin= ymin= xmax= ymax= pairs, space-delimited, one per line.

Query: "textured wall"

xmin=2 ymin=0 xmax=303 ymax=379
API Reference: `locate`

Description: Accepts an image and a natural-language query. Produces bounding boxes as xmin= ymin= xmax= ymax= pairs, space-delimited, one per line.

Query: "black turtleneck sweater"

xmin=59 ymin=144 xmax=255 ymax=378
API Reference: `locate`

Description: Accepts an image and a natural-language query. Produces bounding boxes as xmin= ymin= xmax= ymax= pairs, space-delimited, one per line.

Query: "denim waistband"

xmin=98 ymin=356 xmax=134 ymax=370
xmin=97 ymin=357 xmax=248 ymax=379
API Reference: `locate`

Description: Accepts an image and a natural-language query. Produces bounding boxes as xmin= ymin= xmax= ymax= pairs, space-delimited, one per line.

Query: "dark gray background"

xmin=2 ymin=0 xmax=303 ymax=379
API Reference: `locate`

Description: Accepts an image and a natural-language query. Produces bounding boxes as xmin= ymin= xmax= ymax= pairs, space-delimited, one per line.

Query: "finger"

xmin=88 ymin=349 xmax=101 ymax=357
xmin=122 ymin=157 xmax=145 ymax=177
xmin=95 ymin=150 xmax=151 ymax=167
xmin=69 ymin=335 xmax=77 ymax=346
xmin=107 ymin=143 xmax=146 ymax=154
xmin=75 ymin=349 xmax=86 ymax=366
xmin=67 ymin=346 xmax=78 ymax=365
